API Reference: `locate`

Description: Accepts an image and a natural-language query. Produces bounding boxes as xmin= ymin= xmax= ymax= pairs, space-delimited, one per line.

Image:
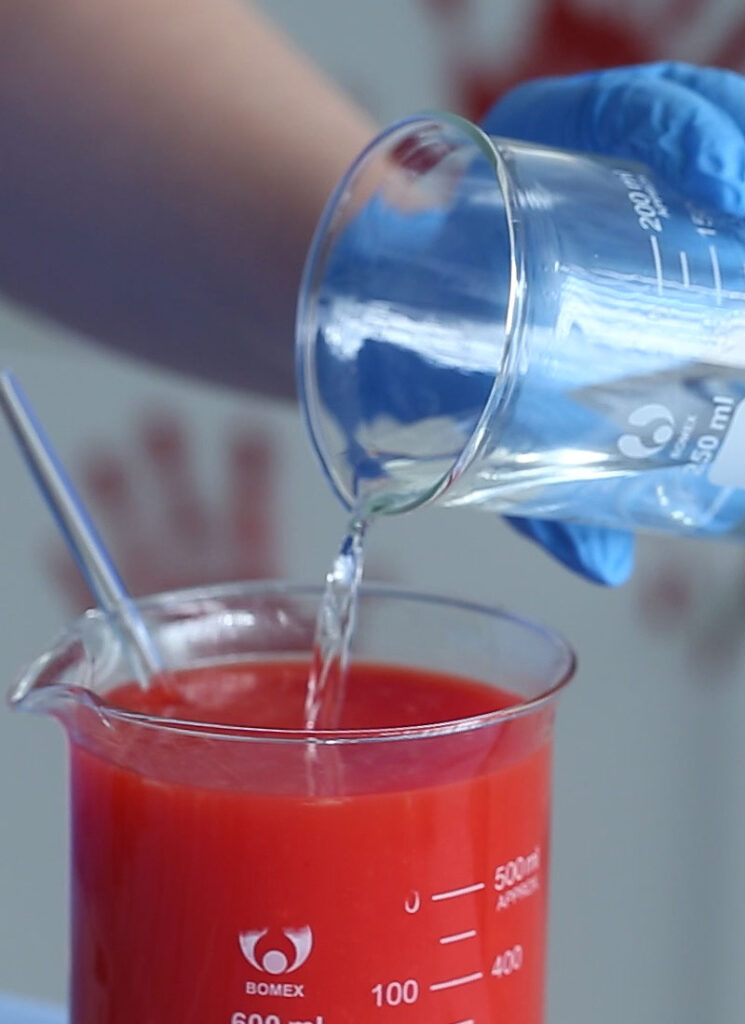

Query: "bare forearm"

xmin=0 ymin=0 xmax=374 ymax=397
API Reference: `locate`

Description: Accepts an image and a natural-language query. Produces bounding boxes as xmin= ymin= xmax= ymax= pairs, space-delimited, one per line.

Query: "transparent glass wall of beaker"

xmin=297 ymin=114 xmax=745 ymax=536
xmin=10 ymin=581 xmax=572 ymax=1024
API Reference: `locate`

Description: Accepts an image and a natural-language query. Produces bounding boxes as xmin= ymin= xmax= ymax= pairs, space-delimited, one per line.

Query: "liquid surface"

xmin=109 ymin=657 xmax=511 ymax=732
xmin=71 ymin=659 xmax=554 ymax=1024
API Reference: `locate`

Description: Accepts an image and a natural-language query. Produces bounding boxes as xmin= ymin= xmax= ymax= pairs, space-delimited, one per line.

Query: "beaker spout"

xmin=9 ymin=632 xmax=91 ymax=719
xmin=8 ymin=609 xmax=120 ymax=724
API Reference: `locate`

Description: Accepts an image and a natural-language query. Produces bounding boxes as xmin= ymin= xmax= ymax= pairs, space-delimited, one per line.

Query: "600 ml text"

xmin=231 ymin=1014 xmax=324 ymax=1024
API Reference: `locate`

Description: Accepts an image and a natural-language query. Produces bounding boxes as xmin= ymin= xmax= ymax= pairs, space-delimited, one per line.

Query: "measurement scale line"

xmin=649 ymin=234 xmax=663 ymax=295
xmin=431 ymin=882 xmax=485 ymax=901
xmin=439 ymin=929 xmax=477 ymax=945
xmin=710 ymin=244 xmax=722 ymax=304
xmin=430 ymin=971 xmax=484 ymax=992
xmin=679 ymin=250 xmax=690 ymax=287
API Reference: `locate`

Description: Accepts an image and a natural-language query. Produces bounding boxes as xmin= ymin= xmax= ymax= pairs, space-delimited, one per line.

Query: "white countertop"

xmin=0 ymin=995 xmax=65 ymax=1024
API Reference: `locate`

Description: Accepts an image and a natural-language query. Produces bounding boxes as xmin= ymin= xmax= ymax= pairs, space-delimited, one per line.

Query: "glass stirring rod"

xmin=0 ymin=370 xmax=162 ymax=687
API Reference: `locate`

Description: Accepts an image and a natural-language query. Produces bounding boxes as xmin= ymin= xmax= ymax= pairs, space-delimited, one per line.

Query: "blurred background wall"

xmin=3 ymin=1 xmax=745 ymax=1021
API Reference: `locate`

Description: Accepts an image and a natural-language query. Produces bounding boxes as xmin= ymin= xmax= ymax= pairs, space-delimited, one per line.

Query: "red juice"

xmin=69 ymin=659 xmax=555 ymax=1024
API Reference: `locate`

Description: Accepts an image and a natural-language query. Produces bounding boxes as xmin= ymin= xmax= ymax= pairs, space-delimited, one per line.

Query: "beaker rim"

xmin=11 ymin=580 xmax=574 ymax=746
xmin=295 ymin=110 xmax=524 ymax=516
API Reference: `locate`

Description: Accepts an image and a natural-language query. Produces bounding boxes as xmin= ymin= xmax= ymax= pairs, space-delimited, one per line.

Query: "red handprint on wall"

xmin=44 ymin=409 xmax=278 ymax=613
xmin=423 ymin=0 xmax=745 ymax=119
xmin=637 ymin=540 xmax=745 ymax=681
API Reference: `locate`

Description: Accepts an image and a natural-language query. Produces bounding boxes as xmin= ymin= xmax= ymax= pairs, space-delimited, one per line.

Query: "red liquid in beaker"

xmin=70 ymin=660 xmax=553 ymax=1023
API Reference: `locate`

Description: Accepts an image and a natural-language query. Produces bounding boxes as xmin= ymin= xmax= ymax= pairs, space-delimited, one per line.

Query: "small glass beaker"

xmin=297 ymin=113 xmax=745 ymax=537
xmin=10 ymin=581 xmax=572 ymax=1024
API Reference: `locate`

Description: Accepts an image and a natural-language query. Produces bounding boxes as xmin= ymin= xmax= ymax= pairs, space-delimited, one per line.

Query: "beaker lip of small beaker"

xmin=296 ymin=111 xmax=525 ymax=518
xmin=7 ymin=580 xmax=574 ymax=747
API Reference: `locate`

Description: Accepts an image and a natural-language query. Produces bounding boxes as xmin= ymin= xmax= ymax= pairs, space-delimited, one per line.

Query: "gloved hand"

xmin=483 ymin=62 xmax=745 ymax=584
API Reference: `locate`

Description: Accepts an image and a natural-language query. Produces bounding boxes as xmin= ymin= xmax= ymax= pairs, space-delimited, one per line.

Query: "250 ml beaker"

xmin=10 ymin=581 xmax=572 ymax=1024
xmin=297 ymin=113 xmax=745 ymax=536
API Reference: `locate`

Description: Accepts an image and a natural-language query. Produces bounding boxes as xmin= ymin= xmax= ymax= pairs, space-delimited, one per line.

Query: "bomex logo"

xmin=617 ymin=403 xmax=675 ymax=459
xmin=239 ymin=926 xmax=313 ymax=976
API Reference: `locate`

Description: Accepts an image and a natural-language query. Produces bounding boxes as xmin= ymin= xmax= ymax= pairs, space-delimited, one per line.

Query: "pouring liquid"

xmin=304 ymin=519 xmax=367 ymax=730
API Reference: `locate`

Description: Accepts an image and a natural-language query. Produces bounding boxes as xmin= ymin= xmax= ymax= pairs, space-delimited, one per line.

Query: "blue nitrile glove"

xmin=484 ymin=62 xmax=745 ymax=583
xmin=310 ymin=64 xmax=745 ymax=585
